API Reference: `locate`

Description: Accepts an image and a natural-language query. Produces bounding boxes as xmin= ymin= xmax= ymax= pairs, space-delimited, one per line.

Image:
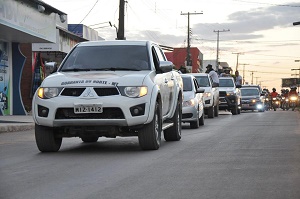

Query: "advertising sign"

xmin=0 ymin=41 xmax=10 ymax=115
xmin=282 ymin=78 xmax=300 ymax=87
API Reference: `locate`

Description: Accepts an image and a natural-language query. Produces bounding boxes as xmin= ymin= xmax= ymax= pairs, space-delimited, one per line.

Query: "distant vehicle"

xmin=32 ymin=40 xmax=184 ymax=152
xmin=218 ymin=77 xmax=241 ymax=115
xmin=191 ymin=73 xmax=219 ymax=118
xmin=181 ymin=74 xmax=205 ymax=129
xmin=240 ymin=87 xmax=265 ymax=112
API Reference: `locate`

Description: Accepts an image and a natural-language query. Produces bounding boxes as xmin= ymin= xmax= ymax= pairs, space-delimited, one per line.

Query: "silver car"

xmin=181 ymin=74 xmax=205 ymax=129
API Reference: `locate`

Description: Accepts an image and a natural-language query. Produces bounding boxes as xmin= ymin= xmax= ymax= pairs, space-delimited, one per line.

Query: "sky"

xmin=42 ymin=0 xmax=300 ymax=90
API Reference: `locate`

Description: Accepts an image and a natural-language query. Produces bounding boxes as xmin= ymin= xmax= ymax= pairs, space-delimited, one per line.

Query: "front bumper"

xmin=182 ymin=106 xmax=199 ymax=122
xmin=241 ymin=102 xmax=264 ymax=110
xmin=219 ymin=95 xmax=237 ymax=110
xmin=33 ymin=94 xmax=151 ymax=127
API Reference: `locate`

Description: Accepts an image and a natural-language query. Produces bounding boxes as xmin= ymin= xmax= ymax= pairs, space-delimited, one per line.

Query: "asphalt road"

xmin=1 ymin=110 xmax=300 ymax=199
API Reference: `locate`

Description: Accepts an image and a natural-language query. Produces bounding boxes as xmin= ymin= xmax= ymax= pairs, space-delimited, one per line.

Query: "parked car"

xmin=181 ymin=74 xmax=205 ymax=129
xmin=218 ymin=77 xmax=241 ymax=115
xmin=240 ymin=87 xmax=265 ymax=112
xmin=32 ymin=40 xmax=184 ymax=152
xmin=191 ymin=73 xmax=219 ymax=118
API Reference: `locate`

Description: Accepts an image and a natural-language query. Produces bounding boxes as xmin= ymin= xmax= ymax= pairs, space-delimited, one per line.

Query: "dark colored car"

xmin=240 ymin=87 xmax=265 ymax=112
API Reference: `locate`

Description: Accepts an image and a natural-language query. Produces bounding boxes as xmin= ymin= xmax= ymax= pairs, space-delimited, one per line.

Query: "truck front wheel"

xmin=138 ymin=101 xmax=162 ymax=150
xmin=35 ymin=124 xmax=62 ymax=152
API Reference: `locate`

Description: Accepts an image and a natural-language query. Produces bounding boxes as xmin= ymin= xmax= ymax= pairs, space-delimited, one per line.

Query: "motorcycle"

xmin=289 ymin=95 xmax=298 ymax=111
xmin=281 ymin=97 xmax=289 ymax=110
xmin=271 ymin=97 xmax=280 ymax=111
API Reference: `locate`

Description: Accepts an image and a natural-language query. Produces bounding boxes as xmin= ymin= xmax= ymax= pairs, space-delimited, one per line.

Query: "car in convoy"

xmin=32 ymin=40 xmax=183 ymax=152
xmin=191 ymin=73 xmax=219 ymax=118
xmin=240 ymin=87 xmax=265 ymax=112
xmin=181 ymin=74 xmax=205 ymax=128
xmin=218 ymin=77 xmax=241 ymax=115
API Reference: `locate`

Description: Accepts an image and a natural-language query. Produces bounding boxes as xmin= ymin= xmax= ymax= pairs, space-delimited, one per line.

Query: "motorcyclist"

xmin=288 ymin=86 xmax=298 ymax=96
xmin=288 ymin=86 xmax=298 ymax=110
xmin=270 ymin=88 xmax=279 ymax=111
xmin=270 ymin=88 xmax=278 ymax=98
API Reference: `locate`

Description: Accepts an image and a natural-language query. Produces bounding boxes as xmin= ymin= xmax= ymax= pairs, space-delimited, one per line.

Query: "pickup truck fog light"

xmin=38 ymin=105 xmax=49 ymax=117
xmin=130 ymin=104 xmax=145 ymax=116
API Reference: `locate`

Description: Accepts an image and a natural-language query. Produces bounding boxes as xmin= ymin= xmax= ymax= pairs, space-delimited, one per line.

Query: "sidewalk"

xmin=0 ymin=115 xmax=35 ymax=133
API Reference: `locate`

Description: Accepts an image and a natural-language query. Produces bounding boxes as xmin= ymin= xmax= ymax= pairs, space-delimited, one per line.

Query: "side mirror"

xmin=236 ymin=85 xmax=242 ymax=88
xmin=45 ymin=62 xmax=58 ymax=74
xmin=196 ymin=88 xmax=205 ymax=93
xmin=159 ymin=61 xmax=173 ymax=73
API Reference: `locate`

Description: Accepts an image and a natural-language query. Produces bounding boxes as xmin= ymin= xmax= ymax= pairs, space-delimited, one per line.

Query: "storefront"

xmin=0 ymin=0 xmax=65 ymax=115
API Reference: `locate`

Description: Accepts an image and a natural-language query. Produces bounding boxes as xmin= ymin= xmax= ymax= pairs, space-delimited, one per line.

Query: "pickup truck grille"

xmin=55 ymin=108 xmax=125 ymax=119
xmin=219 ymin=91 xmax=227 ymax=97
xmin=61 ymin=87 xmax=119 ymax=97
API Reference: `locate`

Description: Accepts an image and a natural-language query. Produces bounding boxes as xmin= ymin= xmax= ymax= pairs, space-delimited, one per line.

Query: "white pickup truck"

xmin=32 ymin=40 xmax=183 ymax=152
xmin=191 ymin=73 xmax=219 ymax=118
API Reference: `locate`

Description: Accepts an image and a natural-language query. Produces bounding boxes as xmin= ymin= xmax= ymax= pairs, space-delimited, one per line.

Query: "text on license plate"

xmin=74 ymin=104 xmax=103 ymax=114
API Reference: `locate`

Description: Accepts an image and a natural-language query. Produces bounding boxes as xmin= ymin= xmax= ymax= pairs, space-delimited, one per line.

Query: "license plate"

xmin=242 ymin=104 xmax=249 ymax=107
xmin=74 ymin=104 xmax=103 ymax=114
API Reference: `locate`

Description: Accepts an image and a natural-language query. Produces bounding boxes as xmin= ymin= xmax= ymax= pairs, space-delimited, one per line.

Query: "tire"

xmin=164 ymin=98 xmax=182 ymax=141
xmin=190 ymin=110 xmax=200 ymax=129
xmin=35 ymin=124 xmax=62 ymax=152
xmin=214 ymin=104 xmax=219 ymax=117
xmin=237 ymin=107 xmax=241 ymax=114
xmin=138 ymin=101 xmax=162 ymax=150
xmin=231 ymin=105 xmax=238 ymax=115
xmin=199 ymin=111 xmax=205 ymax=126
xmin=81 ymin=136 xmax=99 ymax=143
xmin=207 ymin=106 xmax=214 ymax=118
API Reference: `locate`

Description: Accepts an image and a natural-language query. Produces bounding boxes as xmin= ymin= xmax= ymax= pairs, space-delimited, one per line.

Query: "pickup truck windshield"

xmin=241 ymin=89 xmax=259 ymax=96
xmin=60 ymin=45 xmax=150 ymax=71
xmin=219 ymin=79 xmax=234 ymax=87
xmin=195 ymin=76 xmax=210 ymax=87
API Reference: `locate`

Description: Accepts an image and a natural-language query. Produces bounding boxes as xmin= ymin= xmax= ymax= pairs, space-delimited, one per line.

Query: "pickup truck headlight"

xmin=226 ymin=91 xmax=234 ymax=96
xmin=122 ymin=86 xmax=148 ymax=98
xmin=37 ymin=87 xmax=62 ymax=99
xmin=203 ymin=92 xmax=211 ymax=97
xmin=183 ymin=99 xmax=195 ymax=107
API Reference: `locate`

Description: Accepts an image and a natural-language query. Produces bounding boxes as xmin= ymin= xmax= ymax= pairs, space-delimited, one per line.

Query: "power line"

xmin=71 ymin=0 xmax=99 ymax=31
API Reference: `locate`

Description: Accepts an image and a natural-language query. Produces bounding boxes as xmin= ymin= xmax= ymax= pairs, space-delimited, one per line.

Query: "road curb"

xmin=0 ymin=124 xmax=35 ymax=133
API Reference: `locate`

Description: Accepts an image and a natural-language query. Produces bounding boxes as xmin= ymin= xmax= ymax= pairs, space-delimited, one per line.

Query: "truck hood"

xmin=219 ymin=87 xmax=235 ymax=92
xmin=40 ymin=71 xmax=151 ymax=87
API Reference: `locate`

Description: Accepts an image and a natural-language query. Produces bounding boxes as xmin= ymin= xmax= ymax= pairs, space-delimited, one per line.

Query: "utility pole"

xmin=255 ymin=77 xmax=261 ymax=85
xmin=249 ymin=71 xmax=257 ymax=85
xmin=232 ymin=52 xmax=244 ymax=71
xmin=240 ymin=63 xmax=249 ymax=85
xmin=214 ymin=29 xmax=230 ymax=71
xmin=181 ymin=11 xmax=203 ymax=67
xmin=117 ymin=0 xmax=126 ymax=40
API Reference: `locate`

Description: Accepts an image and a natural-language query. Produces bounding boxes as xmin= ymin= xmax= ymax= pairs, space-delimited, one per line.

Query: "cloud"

xmin=190 ymin=2 xmax=300 ymax=41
